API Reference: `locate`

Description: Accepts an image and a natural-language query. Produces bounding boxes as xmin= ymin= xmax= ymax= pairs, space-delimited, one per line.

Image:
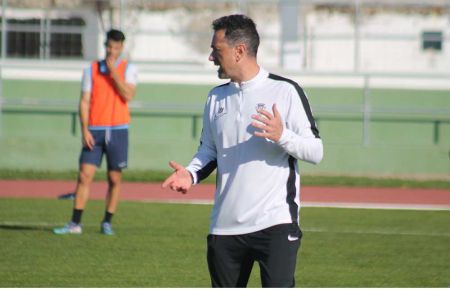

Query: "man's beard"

xmin=217 ymin=66 xmax=229 ymax=79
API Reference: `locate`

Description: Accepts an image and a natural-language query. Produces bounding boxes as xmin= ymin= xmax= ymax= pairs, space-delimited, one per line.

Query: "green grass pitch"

xmin=0 ymin=198 xmax=449 ymax=287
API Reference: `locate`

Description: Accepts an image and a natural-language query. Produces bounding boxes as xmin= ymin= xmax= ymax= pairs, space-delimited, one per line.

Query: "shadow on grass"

xmin=0 ymin=224 xmax=53 ymax=232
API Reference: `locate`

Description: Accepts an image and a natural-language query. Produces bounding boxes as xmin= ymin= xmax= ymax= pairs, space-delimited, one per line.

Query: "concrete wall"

xmin=118 ymin=6 xmax=450 ymax=73
xmin=305 ymin=10 xmax=450 ymax=73
xmin=3 ymin=5 xmax=449 ymax=73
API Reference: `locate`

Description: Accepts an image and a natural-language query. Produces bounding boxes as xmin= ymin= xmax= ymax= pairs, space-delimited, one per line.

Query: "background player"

xmin=54 ymin=29 xmax=137 ymax=235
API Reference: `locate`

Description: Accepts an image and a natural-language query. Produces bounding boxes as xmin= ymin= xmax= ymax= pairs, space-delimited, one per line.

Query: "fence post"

xmin=192 ymin=115 xmax=197 ymax=139
xmin=433 ymin=120 xmax=440 ymax=145
xmin=362 ymin=74 xmax=371 ymax=146
xmin=0 ymin=61 xmax=2 ymax=138
xmin=71 ymin=112 xmax=77 ymax=136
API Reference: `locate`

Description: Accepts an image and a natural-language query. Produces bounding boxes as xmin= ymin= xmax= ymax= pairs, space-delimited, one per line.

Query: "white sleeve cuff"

xmin=277 ymin=127 xmax=293 ymax=146
xmin=187 ymin=169 xmax=198 ymax=185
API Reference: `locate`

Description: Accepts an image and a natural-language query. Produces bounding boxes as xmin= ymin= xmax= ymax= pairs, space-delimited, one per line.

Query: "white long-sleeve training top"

xmin=187 ymin=68 xmax=323 ymax=235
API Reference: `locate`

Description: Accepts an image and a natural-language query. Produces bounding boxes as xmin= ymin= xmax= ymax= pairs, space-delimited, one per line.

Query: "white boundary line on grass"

xmin=0 ymin=221 xmax=95 ymax=227
xmin=140 ymin=199 xmax=450 ymax=211
xmin=141 ymin=199 xmax=214 ymax=205
xmin=302 ymin=227 xmax=450 ymax=237
xmin=301 ymin=201 xmax=450 ymax=211
xmin=1 ymin=221 xmax=449 ymax=238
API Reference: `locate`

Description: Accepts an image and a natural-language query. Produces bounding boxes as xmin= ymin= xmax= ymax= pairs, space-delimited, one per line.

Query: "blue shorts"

xmin=79 ymin=129 xmax=128 ymax=170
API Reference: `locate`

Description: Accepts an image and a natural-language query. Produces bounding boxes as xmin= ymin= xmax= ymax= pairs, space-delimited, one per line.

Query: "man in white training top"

xmin=163 ymin=14 xmax=323 ymax=288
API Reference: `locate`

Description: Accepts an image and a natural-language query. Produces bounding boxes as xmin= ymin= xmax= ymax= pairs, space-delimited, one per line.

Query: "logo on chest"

xmin=214 ymin=106 xmax=227 ymax=120
xmin=255 ymin=103 xmax=267 ymax=112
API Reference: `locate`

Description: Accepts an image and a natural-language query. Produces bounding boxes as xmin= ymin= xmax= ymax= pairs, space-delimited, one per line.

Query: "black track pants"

xmin=206 ymin=223 xmax=302 ymax=288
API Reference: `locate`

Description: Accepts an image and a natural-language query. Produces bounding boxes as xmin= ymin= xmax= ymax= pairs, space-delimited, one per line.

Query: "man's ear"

xmin=235 ymin=43 xmax=246 ymax=62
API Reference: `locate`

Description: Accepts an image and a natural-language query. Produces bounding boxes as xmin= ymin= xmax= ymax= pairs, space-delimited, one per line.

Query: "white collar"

xmin=231 ymin=67 xmax=268 ymax=91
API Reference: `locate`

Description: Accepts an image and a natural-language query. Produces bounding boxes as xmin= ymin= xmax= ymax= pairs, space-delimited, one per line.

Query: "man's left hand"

xmin=251 ymin=103 xmax=283 ymax=142
xmin=106 ymin=56 xmax=116 ymax=74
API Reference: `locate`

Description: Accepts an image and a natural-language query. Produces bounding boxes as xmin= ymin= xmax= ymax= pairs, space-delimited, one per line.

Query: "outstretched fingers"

xmin=169 ymin=160 xmax=183 ymax=171
xmin=161 ymin=173 xmax=175 ymax=189
xmin=162 ymin=161 xmax=192 ymax=194
xmin=251 ymin=103 xmax=283 ymax=142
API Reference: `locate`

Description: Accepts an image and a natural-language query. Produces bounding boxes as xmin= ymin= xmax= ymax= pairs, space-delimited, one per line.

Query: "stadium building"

xmin=0 ymin=0 xmax=449 ymax=73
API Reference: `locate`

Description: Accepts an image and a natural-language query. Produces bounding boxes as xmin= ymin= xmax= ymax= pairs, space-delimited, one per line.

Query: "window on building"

xmin=2 ymin=16 xmax=85 ymax=59
xmin=50 ymin=18 xmax=85 ymax=58
xmin=422 ymin=31 xmax=443 ymax=51
xmin=7 ymin=18 xmax=41 ymax=58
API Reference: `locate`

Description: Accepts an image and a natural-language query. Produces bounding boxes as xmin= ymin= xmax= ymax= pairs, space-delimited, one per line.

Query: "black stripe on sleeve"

xmin=268 ymin=73 xmax=320 ymax=138
xmin=196 ymin=160 xmax=217 ymax=183
xmin=286 ymin=156 xmax=298 ymax=223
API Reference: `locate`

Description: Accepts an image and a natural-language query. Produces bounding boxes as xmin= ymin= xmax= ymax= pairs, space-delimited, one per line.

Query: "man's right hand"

xmin=82 ymin=130 xmax=95 ymax=150
xmin=162 ymin=161 xmax=193 ymax=194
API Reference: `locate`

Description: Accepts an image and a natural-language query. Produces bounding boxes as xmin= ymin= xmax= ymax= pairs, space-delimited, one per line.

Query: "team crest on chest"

xmin=255 ymin=103 xmax=266 ymax=112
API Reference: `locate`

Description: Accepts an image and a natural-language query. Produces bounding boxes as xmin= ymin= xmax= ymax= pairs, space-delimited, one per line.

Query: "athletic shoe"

xmin=53 ymin=222 xmax=82 ymax=235
xmin=101 ymin=222 xmax=114 ymax=235
xmin=57 ymin=192 xmax=76 ymax=200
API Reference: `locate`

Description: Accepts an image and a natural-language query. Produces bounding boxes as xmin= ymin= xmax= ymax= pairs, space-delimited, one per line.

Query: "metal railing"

xmin=1 ymin=106 xmax=203 ymax=139
xmin=2 ymin=102 xmax=450 ymax=145
xmin=2 ymin=68 xmax=450 ymax=145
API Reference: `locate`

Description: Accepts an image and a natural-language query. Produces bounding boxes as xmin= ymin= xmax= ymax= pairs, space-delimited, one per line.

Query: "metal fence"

xmin=2 ymin=104 xmax=450 ymax=146
xmin=2 ymin=69 xmax=450 ymax=146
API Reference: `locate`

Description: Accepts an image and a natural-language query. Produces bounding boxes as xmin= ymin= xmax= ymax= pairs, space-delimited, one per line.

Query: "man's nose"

xmin=208 ymin=53 xmax=215 ymax=62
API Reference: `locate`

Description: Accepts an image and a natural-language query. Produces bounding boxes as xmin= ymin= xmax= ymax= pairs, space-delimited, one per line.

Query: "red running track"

xmin=1 ymin=180 xmax=450 ymax=210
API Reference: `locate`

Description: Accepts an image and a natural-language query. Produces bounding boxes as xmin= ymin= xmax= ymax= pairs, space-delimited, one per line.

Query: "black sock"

xmin=71 ymin=209 xmax=83 ymax=224
xmin=103 ymin=211 xmax=113 ymax=224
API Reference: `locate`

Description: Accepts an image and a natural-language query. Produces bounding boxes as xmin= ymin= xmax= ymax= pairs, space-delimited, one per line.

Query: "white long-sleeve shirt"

xmin=187 ymin=68 xmax=323 ymax=235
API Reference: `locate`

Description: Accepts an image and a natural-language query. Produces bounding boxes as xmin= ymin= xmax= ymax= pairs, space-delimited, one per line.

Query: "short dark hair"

xmin=106 ymin=29 xmax=125 ymax=42
xmin=212 ymin=14 xmax=259 ymax=57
